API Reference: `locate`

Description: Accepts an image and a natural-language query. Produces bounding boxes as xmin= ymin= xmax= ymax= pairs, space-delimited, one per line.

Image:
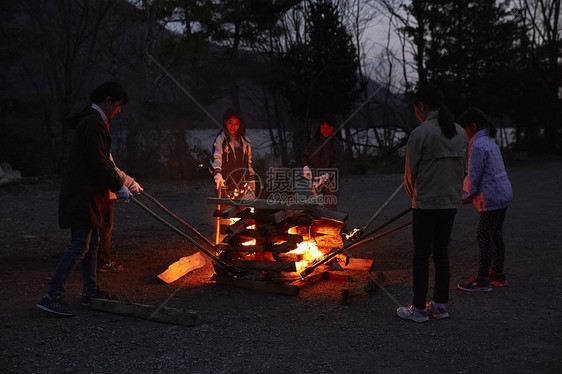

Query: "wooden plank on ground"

xmin=335 ymin=258 xmax=374 ymax=271
xmin=213 ymin=276 xmax=299 ymax=296
xmin=91 ymin=299 xmax=200 ymax=326
xmin=157 ymin=252 xmax=207 ymax=284
xmin=326 ymin=270 xmax=354 ymax=282
xmin=341 ymin=271 xmax=386 ymax=305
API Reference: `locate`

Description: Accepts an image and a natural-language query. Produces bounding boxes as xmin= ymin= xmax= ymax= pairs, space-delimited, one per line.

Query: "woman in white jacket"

xmin=209 ymin=108 xmax=255 ymax=199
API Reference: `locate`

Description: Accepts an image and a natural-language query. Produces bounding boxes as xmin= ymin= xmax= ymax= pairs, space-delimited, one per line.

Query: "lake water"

xmin=187 ymin=127 xmax=516 ymax=160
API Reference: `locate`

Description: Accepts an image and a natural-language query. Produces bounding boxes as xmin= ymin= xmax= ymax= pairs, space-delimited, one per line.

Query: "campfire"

xmin=129 ymin=191 xmax=407 ymax=302
xmin=210 ymin=197 xmax=351 ymax=283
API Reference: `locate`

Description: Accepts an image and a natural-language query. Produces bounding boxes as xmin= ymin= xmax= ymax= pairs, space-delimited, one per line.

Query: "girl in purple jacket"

xmin=457 ymin=108 xmax=513 ymax=292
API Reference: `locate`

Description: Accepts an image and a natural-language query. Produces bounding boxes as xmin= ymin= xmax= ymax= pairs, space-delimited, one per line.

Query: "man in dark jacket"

xmin=37 ymin=82 xmax=132 ymax=316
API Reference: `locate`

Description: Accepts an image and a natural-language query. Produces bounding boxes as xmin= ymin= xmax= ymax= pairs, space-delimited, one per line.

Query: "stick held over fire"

xmin=141 ymin=190 xmax=215 ymax=248
xmin=129 ymin=195 xmax=245 ymax=277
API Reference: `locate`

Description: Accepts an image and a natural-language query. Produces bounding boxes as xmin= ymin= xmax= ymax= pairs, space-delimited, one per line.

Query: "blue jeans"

xmin=48 ymin=228 xmax=99 ymax=297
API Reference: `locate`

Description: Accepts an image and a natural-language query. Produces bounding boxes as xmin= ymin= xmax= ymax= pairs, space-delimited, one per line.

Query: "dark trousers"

xmin=412 ymin=208 xmax=457 ymax=308
xmin=477 ymin=207 xmax=507 ymax=277
xmin=98 ymin=200 xmax=114 ymax=264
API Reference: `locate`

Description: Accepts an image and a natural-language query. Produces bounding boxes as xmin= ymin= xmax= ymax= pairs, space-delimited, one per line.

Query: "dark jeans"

xmin=477 ymin=207 xmax=507 ymax=277
xmin=48 ymin=228 xmax=99 ymax=297
xmin=412 ymin=208 xmax=457 ymax=308
xmin=98 ymin=200 xmax=114 ymax=264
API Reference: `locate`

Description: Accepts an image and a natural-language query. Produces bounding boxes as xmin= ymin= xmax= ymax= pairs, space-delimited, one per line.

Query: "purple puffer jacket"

xmin=463 ymin=129 xmax=513 ymax=211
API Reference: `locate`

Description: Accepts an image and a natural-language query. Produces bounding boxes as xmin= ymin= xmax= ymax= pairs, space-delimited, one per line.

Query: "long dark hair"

xmin=222 ymin=108 xmax=248 ymax=142
xmin=457 ymin=107 xmax=497 ymax=138
xmin=415 ymin=85 xmax=456 ymax=139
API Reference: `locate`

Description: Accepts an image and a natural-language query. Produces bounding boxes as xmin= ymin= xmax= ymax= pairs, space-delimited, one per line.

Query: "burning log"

xmin=91 ymin=299 xmax=200 ymax=326
xmin=263 ymin=240 xmax=299 ymax=253
xmin=157 ymin=252 xmax=207 ymax=284
xmin=221 ymin=233 xmax=258 ymax=245
xmin=226 ymin=218 xmax=255 ymax=235
xmin=341 ymin=271 xmax=386 ymax=305
xmin=216 ymin=240 xmax=299 ymax=254
xmin=272 ymin=252 xmax=304 ymax=262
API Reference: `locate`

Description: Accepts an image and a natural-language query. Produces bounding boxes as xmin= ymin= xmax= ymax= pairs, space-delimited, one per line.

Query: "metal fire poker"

xmin=300 ymin=207 xmax=413 ymax=278
xmin=129 ymin=195 xmax=244 ymax=277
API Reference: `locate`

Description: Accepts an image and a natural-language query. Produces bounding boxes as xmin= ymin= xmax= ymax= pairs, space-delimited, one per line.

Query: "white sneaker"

xmin=426 ymin=301 xmax=449 ymax=319
xmin=396 ymin=305 xmax=429 ymax=322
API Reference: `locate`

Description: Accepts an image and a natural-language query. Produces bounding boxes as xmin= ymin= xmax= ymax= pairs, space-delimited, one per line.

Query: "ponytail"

xmin=457 ymin=107 xmax=496 ymax=138
xmin=415 ymin=85 xmax=457 ymax=139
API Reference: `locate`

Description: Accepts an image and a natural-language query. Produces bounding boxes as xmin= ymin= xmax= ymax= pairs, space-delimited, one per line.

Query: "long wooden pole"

xmin=141 ymin=190 xmax=215 ymax=248
xmin=361 ymin=182 xmax=404 ymax=232
xmin=129 ymin=195 xmax=243 ymax=277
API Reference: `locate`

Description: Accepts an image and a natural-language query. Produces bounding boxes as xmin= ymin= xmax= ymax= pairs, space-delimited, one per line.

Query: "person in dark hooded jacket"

xmin=301 ymin=116 xmax=344 ymax=211
xmin=37 ymin=82 xmax=132 ymax=316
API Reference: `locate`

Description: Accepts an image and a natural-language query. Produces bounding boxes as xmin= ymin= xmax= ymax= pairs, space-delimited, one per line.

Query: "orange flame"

xmin=287 ymin=239 xmax=324 ymax=271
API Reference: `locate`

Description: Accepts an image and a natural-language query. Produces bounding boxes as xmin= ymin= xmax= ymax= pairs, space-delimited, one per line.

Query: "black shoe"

xmin=457 ymin=275 xmax=492 ymax=292
xmin=37 ymin=295 xmax=75 ymax=316
xmin=81 ymin=287 xmax=119 ymax=306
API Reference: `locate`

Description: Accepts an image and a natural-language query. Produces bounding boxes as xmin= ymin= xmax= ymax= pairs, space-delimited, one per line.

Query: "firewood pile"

xmin=207 ymin=197 xmax=385 ymax=302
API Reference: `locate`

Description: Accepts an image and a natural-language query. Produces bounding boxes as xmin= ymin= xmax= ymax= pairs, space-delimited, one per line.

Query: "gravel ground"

xmin=1 ymin=160 xmax=561 ymax=373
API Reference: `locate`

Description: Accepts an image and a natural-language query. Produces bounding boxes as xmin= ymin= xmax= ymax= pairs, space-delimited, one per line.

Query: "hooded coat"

xmin=58 ymin=107 xmax=123 ymax=229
